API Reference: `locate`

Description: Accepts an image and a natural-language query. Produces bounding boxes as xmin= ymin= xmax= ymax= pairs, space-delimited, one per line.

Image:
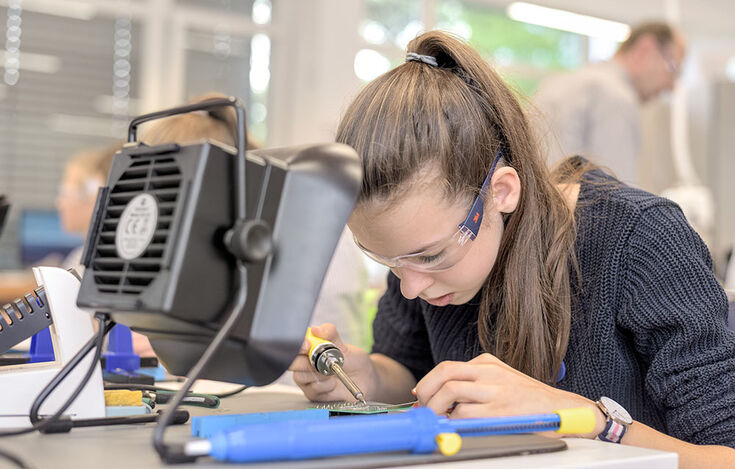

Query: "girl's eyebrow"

xmin=358 ymin=236 xmax=441 ymax=257
xmin=404 ymin=236 xmax=448 ymax=256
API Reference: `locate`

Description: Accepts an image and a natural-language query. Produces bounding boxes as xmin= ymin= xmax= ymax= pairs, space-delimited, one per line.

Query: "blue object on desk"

xmin=208 ymin=407 xmax=448 ymax=463
xmin=201 ymin=407 xmax=578 ymax=463
xmin=447 ymin=412 xmax=560 ymax=436
xmin=104 ymin=324 xmax=140 ymax=372
xmin=28 ymin=327 xmax=54 ymax=363
xmin=191 ymin=409 xmax=329 ymax=438
xmin=136 ymin=364 xmax=167 ymax=381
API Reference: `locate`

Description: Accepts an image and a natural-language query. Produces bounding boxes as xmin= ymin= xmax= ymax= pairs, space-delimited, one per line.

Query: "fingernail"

xmin=411 ymin=388 xmax=416 ymax=396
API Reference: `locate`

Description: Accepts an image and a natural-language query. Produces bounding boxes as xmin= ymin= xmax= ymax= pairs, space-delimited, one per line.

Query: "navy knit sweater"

xmin=371 ymin=168 xmax=735 ymax=447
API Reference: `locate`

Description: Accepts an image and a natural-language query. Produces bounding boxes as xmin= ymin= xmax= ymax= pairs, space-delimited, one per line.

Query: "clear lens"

xmin=357 ymin=229 xmax=473 ymax=272
xmin=398 ymin=230 xmax=472 ymax=271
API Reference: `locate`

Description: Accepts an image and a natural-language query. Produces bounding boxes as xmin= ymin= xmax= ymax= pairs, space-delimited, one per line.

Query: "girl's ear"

xmin=490 ymin=167 xmax=521 ymax=214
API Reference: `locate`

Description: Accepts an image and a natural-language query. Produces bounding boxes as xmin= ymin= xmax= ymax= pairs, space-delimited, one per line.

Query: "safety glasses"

xmin=657 ymin=43 xmax=680 ymax=78
xmin=355 ymin=149 xmax=504 ymax=272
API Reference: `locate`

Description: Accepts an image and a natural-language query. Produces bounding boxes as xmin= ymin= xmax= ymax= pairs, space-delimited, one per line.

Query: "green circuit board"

xmin=310 ymin=400 xmax=417 ymax=415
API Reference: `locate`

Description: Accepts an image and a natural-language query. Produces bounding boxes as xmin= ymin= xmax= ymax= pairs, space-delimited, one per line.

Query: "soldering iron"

xmin=183 ymin=406 xmax=596 ymax=463
xmin=306 ymin=328 xmax=367 ymax=405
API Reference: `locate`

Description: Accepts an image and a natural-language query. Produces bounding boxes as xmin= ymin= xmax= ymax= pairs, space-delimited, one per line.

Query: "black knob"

xmin=226 ymin=219 xmax=274 ymax=263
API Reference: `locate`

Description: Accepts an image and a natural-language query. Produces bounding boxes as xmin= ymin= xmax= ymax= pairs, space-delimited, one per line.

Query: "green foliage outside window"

xmin=438 ymin=0 xmax=584 ymax=96
xmin=361 ymin=0 xmax=586 ymax=96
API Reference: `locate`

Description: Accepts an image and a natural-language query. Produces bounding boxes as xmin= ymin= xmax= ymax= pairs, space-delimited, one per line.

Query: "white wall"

xmin=269 ymin=0 xmax=363 ymax=146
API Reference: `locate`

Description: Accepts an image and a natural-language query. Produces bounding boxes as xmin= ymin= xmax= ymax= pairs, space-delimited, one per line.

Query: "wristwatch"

xmin=595 ymin=396 xmax=633 ymax=443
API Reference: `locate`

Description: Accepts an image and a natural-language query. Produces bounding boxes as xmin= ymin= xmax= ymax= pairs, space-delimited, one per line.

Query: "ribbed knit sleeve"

xmin=371 ymin=272 xmax=434 ymax=382
xmin=618 ymin=202 xmax=735 ymax=447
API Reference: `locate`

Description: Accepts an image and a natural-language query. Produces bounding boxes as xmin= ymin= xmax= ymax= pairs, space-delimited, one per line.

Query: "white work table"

xmin=2 ymin=383 xmax=677 ymax=469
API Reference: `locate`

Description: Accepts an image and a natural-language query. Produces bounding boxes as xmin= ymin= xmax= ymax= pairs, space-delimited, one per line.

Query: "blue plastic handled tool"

xmin=191 ymin=409 xmax=329 ymax=438
xmin=104 ymin=324 xmax=140 ymax=372
xmin=184 ymin=406 xmax=595 ymax=463
xmin=185 ymin=407 xmax=459 ymax=463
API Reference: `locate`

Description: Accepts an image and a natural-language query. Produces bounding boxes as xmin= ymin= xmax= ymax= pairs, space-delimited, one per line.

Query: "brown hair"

xmin=336 ymin=31 xmax=578 ymax=384
xmin=618 ymin=21 xmax=675 ymax=53
xmin=67 ymin=142 xmax=121 ymax=184
xmin=142 ymin=92 xmax=260 ymax=149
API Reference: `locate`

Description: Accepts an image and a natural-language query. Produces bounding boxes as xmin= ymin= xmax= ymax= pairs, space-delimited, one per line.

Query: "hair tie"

xmin=405 ymin=52 xmax=438 ymax=67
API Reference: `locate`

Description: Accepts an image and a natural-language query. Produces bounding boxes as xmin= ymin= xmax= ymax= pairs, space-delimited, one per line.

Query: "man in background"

xmin=532 ymin=22 xmax=686 ymax=186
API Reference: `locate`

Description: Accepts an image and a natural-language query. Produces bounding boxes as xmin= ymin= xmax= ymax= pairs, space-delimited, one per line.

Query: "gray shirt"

xmin=532 ymin=61 xmax=641 ymax=186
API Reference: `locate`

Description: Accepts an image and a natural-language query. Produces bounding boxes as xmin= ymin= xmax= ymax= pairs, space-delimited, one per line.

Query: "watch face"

xmin=600 ymin=396 xmax=633 ymax=425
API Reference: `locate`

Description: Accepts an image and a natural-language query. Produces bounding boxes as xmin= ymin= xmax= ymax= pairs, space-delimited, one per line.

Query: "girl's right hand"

xmin=289 ymin=323 xmax=377 ymax=402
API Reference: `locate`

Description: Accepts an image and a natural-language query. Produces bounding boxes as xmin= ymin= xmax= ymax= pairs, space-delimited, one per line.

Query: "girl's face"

xmin=349 ymin=168 xmax=520 ymax=306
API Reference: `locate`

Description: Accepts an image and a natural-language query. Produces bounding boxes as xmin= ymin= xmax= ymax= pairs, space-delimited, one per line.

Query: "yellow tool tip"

xmin=436 ymin=432 xmax=462 ymax=456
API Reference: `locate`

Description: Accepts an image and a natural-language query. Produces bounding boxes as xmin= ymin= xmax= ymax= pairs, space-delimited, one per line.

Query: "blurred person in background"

xmin=532 ymin=21 xmax=686 ymax=186
xmin=0 ymin=143 xmax=119 ymax=305
xmin=0 ymin=143 xmax=129 ymax=353
xmin=56 ymin=144 xmax=119 ymax=270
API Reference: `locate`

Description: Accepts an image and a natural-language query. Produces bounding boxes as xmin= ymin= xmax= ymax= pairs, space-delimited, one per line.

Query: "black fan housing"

xmin=77 ymin=141 xmax=361 ymax=385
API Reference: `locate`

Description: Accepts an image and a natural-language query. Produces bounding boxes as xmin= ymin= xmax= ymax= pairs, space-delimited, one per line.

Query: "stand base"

xmin=0 ymin=267 xmax=105 ymax=428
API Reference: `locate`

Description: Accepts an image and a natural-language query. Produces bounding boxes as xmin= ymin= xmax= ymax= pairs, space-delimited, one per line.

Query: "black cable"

xmin=0 ymin=313 xmax=114 ymax=438
xmin=153 ymin=263 xmax=249 ymax=464
xmin=0 ymin=446 xmax=31 ymax=469
xmin=104 ymin=382 xmax=247 ymax=399
xmin=29 ymin=314 xmax=113 ymax=425
xmin=104 ymin=383 xmax=172 ymax=392
xmin=0 ymin=314 xmax=112 ymax=469
xmin=103 ymin=383 xmax=219 ymax=408
xmin=39 ymin=409 xmax=190 ymax=434
xmin=211 ymin=385 xmax=248 ymax=399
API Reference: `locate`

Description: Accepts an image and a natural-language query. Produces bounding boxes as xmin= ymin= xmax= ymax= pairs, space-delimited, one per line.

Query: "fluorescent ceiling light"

xmin=0 ymin=51 xmax=61 ymax=74
xmin=0 ymin=0 xmax=97 ymax=20
xmin=507 ymin=2 xmax=630 ymax=42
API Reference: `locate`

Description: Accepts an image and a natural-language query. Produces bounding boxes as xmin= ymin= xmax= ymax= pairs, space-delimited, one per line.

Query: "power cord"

xmin=211 ymin=385 xmax=248 ymax=399
xmin=104 ymin=382 xmax=248 ymax=399
xmin=0 ymin=446 xmax=32 ymax=469
xmin=0 ymin=313 xmax=112 ymax=469
xmin=103 ymin=384 xmax=219 ymax=408
xmin=0 ymin=313 xmax=114 ymax=438
xmin=152 ymin=263 xmax=249 ymax=464
xmin=29 ymin=313 xmax=113 ymax=426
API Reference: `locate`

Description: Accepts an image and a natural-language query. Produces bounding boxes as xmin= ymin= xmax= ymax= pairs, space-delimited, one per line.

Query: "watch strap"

xmin=598 ymin=413 xmax=627 ymax=443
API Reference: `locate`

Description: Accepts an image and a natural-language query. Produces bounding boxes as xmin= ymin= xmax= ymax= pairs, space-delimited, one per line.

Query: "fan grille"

xmin=92 ymin=157 xmax=181 ymax=295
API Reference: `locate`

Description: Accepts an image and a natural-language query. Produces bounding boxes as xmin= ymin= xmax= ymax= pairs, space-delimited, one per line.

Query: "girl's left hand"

xmin=414 ymin=353 xmax=604 ymax=438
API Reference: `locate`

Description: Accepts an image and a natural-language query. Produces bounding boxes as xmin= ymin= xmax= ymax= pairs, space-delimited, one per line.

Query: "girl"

xmin=290 ymin=31 xmax=735 ymax=467
xmin=56 ymin=145 xmax=119 ymax=270
xmin=0 ymin=143 xmax=119 ymax=305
